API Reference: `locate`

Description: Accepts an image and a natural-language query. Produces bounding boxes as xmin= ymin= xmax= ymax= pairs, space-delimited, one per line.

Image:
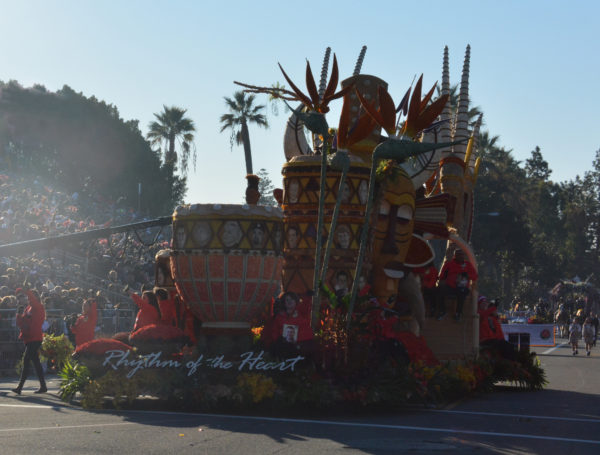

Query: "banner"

xmin=501 ymin=324 xmax=555 ymax=347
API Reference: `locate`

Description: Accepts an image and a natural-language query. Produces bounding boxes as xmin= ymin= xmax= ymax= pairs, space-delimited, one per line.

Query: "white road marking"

xmin=0 ymin=404 xmax=57 ymax=409
xmin=542 ymin=342 xmax=568 ymax=354
xmin=109 ymin=410 xmax=600 ymax=446
xmin=430 ymin=409 xmax=600 ymax=424
xmin=0 ymin=422 xmax=136 ymax=432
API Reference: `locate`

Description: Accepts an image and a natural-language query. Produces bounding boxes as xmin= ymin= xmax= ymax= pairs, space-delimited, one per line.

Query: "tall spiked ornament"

xmin=353 ymin=45 xmax=367 ymax=76
xmin=439 ymin=46 xmax=471 ymax=239
xmin=452 ymin=45 xmax=471 ymax=158
xmin=426 ymin=46 xmax=454 ymax=196
xmin=438 ymin=46 xmax=453 ymax=152
xmin=318 ymin=47 xmax=332 ymax=100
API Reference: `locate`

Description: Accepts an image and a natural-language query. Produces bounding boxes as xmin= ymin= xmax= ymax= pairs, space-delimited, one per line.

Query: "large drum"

xmin=281 ymin=155 xmax=370 ymax=296
xmin=170 ymin=204 xmax=283 ymax=329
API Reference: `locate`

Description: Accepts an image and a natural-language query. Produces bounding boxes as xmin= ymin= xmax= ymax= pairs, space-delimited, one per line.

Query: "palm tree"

xmin=220 ymin=91 xmax=268 ymax=175
xmin=147 ymin=106 xmax=196 ymax=175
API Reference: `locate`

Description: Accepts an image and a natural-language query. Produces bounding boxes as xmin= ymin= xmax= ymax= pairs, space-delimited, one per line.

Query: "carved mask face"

xmin=370 ymin=169 xmax=415 ymax=303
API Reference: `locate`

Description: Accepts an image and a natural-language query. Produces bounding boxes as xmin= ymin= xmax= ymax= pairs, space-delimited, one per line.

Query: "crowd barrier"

xmin=0 ymin=309 xmax=20 ymax=374
xmin=501 ymin=323 xmax=555 ymax=347
xmin=97 ymin=308 xmax=135 ymax=335
xmin=0 ymin=309 xmax=19 ymax=342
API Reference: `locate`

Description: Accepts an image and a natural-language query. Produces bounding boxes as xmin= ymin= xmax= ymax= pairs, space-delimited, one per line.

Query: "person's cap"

xmin=478 ymin=296 xmax=487 ymax=303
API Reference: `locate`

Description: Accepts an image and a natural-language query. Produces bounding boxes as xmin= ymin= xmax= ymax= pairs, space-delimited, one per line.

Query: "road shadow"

xmin=108 ymin=400 xmax=600 ymax=454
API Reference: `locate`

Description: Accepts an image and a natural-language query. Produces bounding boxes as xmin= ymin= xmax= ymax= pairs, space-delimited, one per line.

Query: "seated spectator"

xmin=414 ymin=261 xmax=438 ymax=318
xmin=436 ymin=250 xmax=478 ymax=321
xmin=155 ymin=288 xmax=177 ymax=326
xmin=70 ymin=299 xmax=98 ymax=346
xmin=270 ymin=292 xmax=313 ymax=356
xmin=478 ymin=296 xmax=516 ymax=360
xmin=131 ymin=291 xmax=161 ymax=332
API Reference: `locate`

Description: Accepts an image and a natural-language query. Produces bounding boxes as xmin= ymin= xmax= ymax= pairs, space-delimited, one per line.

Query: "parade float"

xmin=60 ymin=46 xmax=547 ymax=410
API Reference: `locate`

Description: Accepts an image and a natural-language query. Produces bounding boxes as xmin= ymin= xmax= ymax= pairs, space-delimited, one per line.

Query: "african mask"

xmin=370 ymin=167 xmax=415 ymax=304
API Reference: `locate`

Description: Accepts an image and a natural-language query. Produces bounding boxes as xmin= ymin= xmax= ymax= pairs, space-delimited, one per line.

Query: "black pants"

xmin=423 ymin=287 xmax=437 ymax=317
xmin=17 ymin=341 xmax=46 ymax=388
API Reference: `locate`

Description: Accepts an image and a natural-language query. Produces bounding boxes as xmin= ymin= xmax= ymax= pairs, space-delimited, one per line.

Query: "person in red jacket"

xmin=414 ymin=261 xmax=438 ymax=318
xmin=478 ymin=296 xmax=516 ymax=360
xmin=70 ymin=299 xmax=98 ymax=347
xmin=436 ymin=249 xmax=478 ymax=321
xmin=273 ymin=292 xmax=313 ymax=345
xmin=131 ymin=291 xmax=161 ymax=332
xmin=12 ymin=288 xmax=47 ymax=394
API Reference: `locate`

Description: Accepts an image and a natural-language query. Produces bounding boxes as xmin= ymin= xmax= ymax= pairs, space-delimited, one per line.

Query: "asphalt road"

xmin=0 ymin=336 xmax=598 ymax=454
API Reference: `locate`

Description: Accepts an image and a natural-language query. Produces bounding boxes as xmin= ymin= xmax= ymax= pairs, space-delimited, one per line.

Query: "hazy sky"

xmin=0 ymin=0 xmax=598 ymax=207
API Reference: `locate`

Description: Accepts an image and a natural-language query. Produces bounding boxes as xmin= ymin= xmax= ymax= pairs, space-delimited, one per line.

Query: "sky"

xmin=0 ymin=0 xmax=598 ymax=207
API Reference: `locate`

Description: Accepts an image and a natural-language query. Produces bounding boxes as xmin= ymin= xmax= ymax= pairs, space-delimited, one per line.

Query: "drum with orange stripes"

xmin=170 ymin=204 xmax=283 ymax=329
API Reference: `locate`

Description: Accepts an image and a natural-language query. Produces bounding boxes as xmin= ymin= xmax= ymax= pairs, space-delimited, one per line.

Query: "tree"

xmin=268 ymin=82 xmax=286 ymax=116
xmin=525 ymin=146 xmax=552 ymax=181
xmin=472 ymin=145 xmax=532 ymax=298
xmin=0 ymin=81 xmax=186 ymax=216
xmin=256 ymin=168 xmax=277 ymax=206
xmin=147 ymin=106 xmax=196 ymax=175
xmin=219 ymin=91 xmax=268 ymax=175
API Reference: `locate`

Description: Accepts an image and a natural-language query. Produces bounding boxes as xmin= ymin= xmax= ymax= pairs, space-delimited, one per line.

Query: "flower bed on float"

xmin=61 ymin=306 xmax=546 ymax=410
xmin=128 ymin=324 xmax=186 ymax=355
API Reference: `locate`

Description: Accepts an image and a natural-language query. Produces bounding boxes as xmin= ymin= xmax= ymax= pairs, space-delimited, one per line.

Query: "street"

xmin=1 ymin=339 xmax=598 ymax=454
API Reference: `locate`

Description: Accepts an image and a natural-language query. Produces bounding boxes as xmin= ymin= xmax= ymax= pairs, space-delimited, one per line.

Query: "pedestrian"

xmin=12 ymin=288 xmax=47 ymax=394
xmin=569 ymin=317 xmax=582 ymax=355
xmin=582 ymin=317 xmax=595 ymax=356
xmin=591 ymin=313 xmax=599 ymax=347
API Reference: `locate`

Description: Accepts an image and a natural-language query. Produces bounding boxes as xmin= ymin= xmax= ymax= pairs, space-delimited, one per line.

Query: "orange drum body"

xmin=170 ymin=204 xmax=283 ymax=329
xmin=281 ymin=155 xmax=371 ymax=296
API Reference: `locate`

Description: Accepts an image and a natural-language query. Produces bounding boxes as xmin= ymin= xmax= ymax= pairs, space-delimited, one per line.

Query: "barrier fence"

xmin=0 ymin=307 xmax=136 ymax=374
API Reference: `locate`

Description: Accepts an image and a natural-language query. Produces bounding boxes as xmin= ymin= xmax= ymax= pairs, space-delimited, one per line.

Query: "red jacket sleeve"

xmin=131 ymin=293 xmax=144 ymax=308
xmin=466 ymin=262 xmax=478 ymax=282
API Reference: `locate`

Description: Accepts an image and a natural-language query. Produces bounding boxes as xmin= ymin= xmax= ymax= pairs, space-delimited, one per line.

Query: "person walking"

xmin=582 ymin=317 xmax=595 ymax=356
xmin=569 ymin=317 xmax=582 ymax=356
xmin=591 ymin=313 xmax=599 ymax=347
xmin=12 ymin=288 xmax=47 ymax=394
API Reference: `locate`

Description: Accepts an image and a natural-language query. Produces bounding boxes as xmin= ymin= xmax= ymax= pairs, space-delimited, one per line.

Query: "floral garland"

xmin=74 ymin=338 xmax=132 ymax=357
xmin=40 ymin=334 xmax=74 ymax=369
xmin=129 ymin=324 xmax=186 ymax=343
